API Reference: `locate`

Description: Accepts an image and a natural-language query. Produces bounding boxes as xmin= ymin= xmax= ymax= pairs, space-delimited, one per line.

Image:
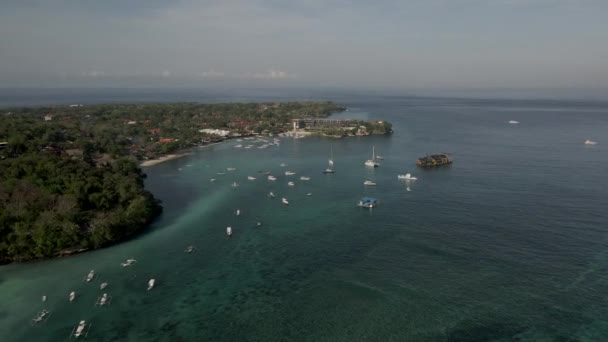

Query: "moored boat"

xmin=281 ymin=197 xmax=289 ymax=206
xmin=85 ymin=270 xmax=95 ymax=282
xmin=226 ymin=226 xmax=232 ymax=237
xmin=363 ymin=180 xmax=376 ymax=186
xmin=287 ymin=181 xmax=295 ymax=187
xmin=69 ymin=291 xmax=76 ymax=302
xmin=364 ymin=146 xmax=380 ymax=167
xmin=100 ymin=282 xmax=108 ymax=290
xmin=358 ymin=197 xmax=379 ymax=208
xmin=147 ymin=279 xmax=155 ymax=291
xmin=398 ymin=173 xmax=418 ymax=180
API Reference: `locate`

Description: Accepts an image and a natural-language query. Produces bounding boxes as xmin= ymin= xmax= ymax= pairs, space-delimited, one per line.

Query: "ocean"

xmin=0 ymin=89 xmax=607 ymax=341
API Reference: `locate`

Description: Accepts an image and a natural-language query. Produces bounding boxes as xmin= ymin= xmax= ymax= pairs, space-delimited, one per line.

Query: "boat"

xmin=299 ymin=176 xmax=310 ymax=181
xmin=268 ymin=192 xmax=276 ymax=198
xmin=281 ymin=197 xmax=289 ymax=206
xmin=85 ymin=270 xmax=95 ymax=282
xmin=280 ymin=163 xmax=287 ymax=167
xmin=268 ymin=175 xmax=277 ymax=181
xmin=363 ymin=180 xmax=376 ymax=186
xmin=95 ymin=293 xmax=111 ymax=307
xmin=398 ymin=173 xmax=418 ymax=180
xmin=231 ymin=182 xmax=239 ymax=188
xmin=376 ymin=155 xmax=384 ymax=160
xmin=324 ymin=146 xmax=335 ymax=173
xmin=585 ymin=139 xmax=598 ymax=145
xmin=227 ymin=167 xmax=236 ymax=171
xmin=235 ymin=209 xmax=240 ymax=216
xmin=31 ymin=309 xmax=51 ymax=324
xmin=358 ymin=197 xmax=379 ymax=209
xmin=69 ymin=291 xmax=76 ymax=302
xmin=147 ymin=279 xmax=155 ymax=291
xmin=41 ymin=295 xmax=47 ymax=302
xmin=287 ymin=181 xmax=295 ymax=187
xmin=509 ymin=120 xmax=520 ymax=124
xmin=100 ymin=282 xmax=108 ymax=290
xmin=247 ymin=176 xmax=256 ymax=180
xmin=71 ymin=320 xmax=90 ymax=338
xmin=406 ymin=186 xmax=411 ymax=192
xmin=217 ymin=171 xmax=226 ymax=175
xmin=184 ymin=245 xmax=194 ymax=253
xmin=234 ymin=144 xmax=243 ymax=148
xmin=307 ymin=193 xmax=312 ymax=196
xmin=210 ymin=178 xmax=216 ymax=182
xmin=364 ymin=146 xmax=380 ymax=167
xmin=284 ymin=171 xmax=296 ymax=176
xmin=226 ymin=226 xmax=232 ymax=237
xmin=416 ymin=154 xmax=452 ymax=167
xmin=323 ymin=167 xmax=335 ymax=174
xmin=121 ymin=258 xmax=137 ymax=267
xmin=256 ymin=221 xmax=262 ymax=226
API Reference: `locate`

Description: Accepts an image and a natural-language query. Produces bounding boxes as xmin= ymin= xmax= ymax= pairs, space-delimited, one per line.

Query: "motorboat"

xmin=285 ymin=171 xmax=296 ymax=176
xmin=288 ymin=181 xmax=295 ymax=187
xmin=282 ymin=197 xmax=289 ymax=206
xmin=299 ymin=176 xmax=310 ymax=181
xmin=72 ymin=320 xmax=90 ymax=338
xmin=217 ymin=171 xmax=226 ymax=175
xmin=85 ymin=270 xmax=95 ymax=282
xmin=147 ymin=279 xmax=156 ymax=291
xmin=227 ymin=167 xmax=237 ymax=171
xmin=307 ymin=193 xmax=312 ymax=196
xmin=41 ymin=295 xmax=47 ymax=302
xmin=585 ymin=139 xmax=598 ymax=145
xmin=69 ymin=291 xmax=76 ymax=302
xmin=268 ymin=192 xmax=276 ymax=198
xmin=235 ymin=209 xmax=240 ymax=216
xmin=247 ymin=176 xmax=256 ymax=180
xmin=398 ymin=173 xmax=418 ymax=180
xmin=268 ymin=175 xmax=277 ymax=181
xmin=323 ymin=168 xmax=335 ymax=174
xmin=184 ymin=245 xmax=194 ymax=253
xmin=226 ymin=226 xmax=233 ymax=237
xmin=121 ymin=258 xmax=137 ymax=267
xmin=364 ymin=146 xmax=380 ymax=167
xmin=363 ymin=180 xmax=377 ymax=186
xmin=96 ymin=293 xmax=111 ymax=307
xmin=32 ymin=309 xmax=50 ymax=324
xmin=358 ymin=197 xmax=379 ymax=209
xmin=509 ymin=120 xmax=520 ymax=124
xmin=100 ymin=282 xmax=108 ymax=290
xmin=210 ymin=178 xmax=216 ymax=182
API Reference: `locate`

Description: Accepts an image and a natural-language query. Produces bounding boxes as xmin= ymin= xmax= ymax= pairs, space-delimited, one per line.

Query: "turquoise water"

xmin=1 ymin=94 xmax=608 ymax=341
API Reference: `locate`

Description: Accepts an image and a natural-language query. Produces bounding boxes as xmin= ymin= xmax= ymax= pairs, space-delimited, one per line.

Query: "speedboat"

xmin=398 ymin=173 xmax=418 ymax=180
xmin=268 ymin=175 xmax=277 ymax=181
xmin=287 ymin=181 xmax=295 ymax=187
xmin=85 ymin=270 xmax=95 ymax=282
xmin=509 ymin=120 xmax=520 ymax=124
xmin=69 ymin=291 xmax=76 ymax=302
xmin=184 ymin=245 xmax=194 ymax=253
xmin=299 ymin=176 xmax=310 ymax=181
xmin=285 ymin=171 xmax=296 ymax=176
xmin=358 ymin=197 xmax=379 ymax=209
xmin=32 ymin=309 xmax=50 ymax=324
xmin=585 ymin=139 xmax=598 ymax=145
xmin=363 ymin=180 xmax=376 ymax=186
xmin=247 ymin=176 xmax=256 ymax=180
xmin=268 ymin=191 xmax=276 ymax=198
xmin=72 ymin=320 xmax=88 ymax=338
xmin=121 ymin=258 xmax=137 ymax=267
xmin=226 ymin=226 xmax=232 ymax=237
xmin=100 ymin=282 xmax=108 ymax=290
xmin=147 ymin=279 xmax=156 ymax=291
xmin=282 ymin=197 xmax=289 ymax=206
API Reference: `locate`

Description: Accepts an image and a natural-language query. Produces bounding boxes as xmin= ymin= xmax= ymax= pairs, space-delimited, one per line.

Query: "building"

xmin=199 ymin=128 xmax=230 ymax=137
xmin=292 ymin=119 xmax=354 ymax=129
xmin=44 ymin=115 xmax=53 ymax=121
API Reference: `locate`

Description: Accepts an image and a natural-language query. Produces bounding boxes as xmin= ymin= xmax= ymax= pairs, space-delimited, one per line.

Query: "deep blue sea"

xmin=0 ymin=88 xmax=607 ymax=341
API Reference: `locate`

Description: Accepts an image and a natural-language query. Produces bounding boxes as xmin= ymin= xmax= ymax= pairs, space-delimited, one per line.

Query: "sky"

xmin=1 ymin=0 xmax=608 ymax=91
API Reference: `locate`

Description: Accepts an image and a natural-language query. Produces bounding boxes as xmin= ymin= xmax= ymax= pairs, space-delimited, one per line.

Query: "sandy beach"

xmin=140 ymin=153 xmax=189 ymax=167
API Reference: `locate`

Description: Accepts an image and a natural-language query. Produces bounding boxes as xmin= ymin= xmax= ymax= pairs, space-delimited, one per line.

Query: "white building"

xmin=199 ymin=128 xmax=230 ymax=137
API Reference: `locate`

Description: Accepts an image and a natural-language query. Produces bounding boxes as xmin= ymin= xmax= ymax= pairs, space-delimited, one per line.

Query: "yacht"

xmin=358 ymin=197 xmax=379 ymax=209
xmin=398 ymin=173 xmax=418 ymax=180
xmin=72 ymin=320 xmax=89 ymax=338
xmin=281 ymin=197 xmax=289 ymax=206
xmin=585 ymin=139 xmax=598 ymax=145
xmin=284 ymin=171 xmax=296 ymax=176
xmin=268 ymin=191 xmax=276 ymax=198
xmin=100 ymin=282 xmax=108 ymax=290
xmin=121 ymin=258 xmax=137 ymax=267
xmin=247 ymin=176 xmax=256 ymax=180
xmin=85 ymin=270 xmax=95 ymax=282
xmin=268 ymin=175 xmax=277 ymax=181
xmin=69 ymin=291 xmax=76 ymax=302
xmin=147 ymin=279 xmax=156 ymax=291
xmin=364 ymin=146 xmax=380 ymax=167
xmin=32 ymin=309 xmax=50 ymax=324
xmin=363 ymin=180 xmax=376 ymax=186
xmin=96 ymin=293 xmax=111 ymax=307
xmin=299 ymin=176 xmax=310 ymax=181
xmin=287 ymin=181 xmax=295 ymax=187
xmin=226 ymin=226 xmax=233 ymax=237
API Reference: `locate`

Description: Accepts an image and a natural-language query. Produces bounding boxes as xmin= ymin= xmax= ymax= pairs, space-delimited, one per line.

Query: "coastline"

xmin=139 ymin=141 xmax=224 ymax=167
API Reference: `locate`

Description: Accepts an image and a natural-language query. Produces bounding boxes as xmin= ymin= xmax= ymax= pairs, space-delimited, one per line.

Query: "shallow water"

xmin=1 ymin=93 xmax=607 ymax=341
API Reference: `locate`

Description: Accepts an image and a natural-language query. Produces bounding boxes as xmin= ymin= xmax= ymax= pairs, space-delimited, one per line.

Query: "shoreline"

xmin=139 ymin=141 xmax=224 ymax=167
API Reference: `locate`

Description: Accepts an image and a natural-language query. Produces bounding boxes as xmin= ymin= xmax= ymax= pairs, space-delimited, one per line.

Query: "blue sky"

xmin=1 ymin=0 xmax=607 ymax=90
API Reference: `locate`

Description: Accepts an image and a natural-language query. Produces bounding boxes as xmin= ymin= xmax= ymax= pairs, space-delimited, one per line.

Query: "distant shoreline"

xmin=140 ymin=141 xmax=223 ymax=167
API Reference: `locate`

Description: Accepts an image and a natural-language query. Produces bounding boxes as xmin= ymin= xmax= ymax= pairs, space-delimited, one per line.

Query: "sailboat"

xmin=364 ymin=146 xmax=380 ymax=167
xmin=323 ymin=145 xmax=335 ymax=174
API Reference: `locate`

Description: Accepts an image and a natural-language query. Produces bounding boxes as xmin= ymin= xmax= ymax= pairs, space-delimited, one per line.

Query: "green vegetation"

xmin=0 ymin=101 xmax=345 ymax=263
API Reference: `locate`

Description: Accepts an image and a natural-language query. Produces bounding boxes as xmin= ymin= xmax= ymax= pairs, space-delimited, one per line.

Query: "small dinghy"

xmin=95 ymin=293 xmax=112 ymax=307
xmin=100 ymin=282 xmax=108 ymax=290
xmin=69 ymin=291 xmax=76 ymax=302
xmin=509 ymin=120 xmax=520 ymax=124
xmin=231 ymin=182 xmax=239 ymax=188
xmin=210 ymin=178 xmax=216 ymax=182
xmin=147 ymin=279 xmax=155 ymax=291
xmin=226 ymin=226 xmax=233 ymax=237
xmin=227 ymin=167 xmax=237 ymax=171
xmin=41 ymin=295 xmax=47 ymax=302
xmin=235 ymin=209 xmax=241 ymax=216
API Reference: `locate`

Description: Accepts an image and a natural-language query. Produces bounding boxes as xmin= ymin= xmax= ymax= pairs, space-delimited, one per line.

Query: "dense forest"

xmin=0 ymin=101 xmax=345 ymax=263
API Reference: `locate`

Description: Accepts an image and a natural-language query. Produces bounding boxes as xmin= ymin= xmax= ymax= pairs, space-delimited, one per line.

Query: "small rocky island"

xmin=0 ymin=101 xmax=391 ymax=264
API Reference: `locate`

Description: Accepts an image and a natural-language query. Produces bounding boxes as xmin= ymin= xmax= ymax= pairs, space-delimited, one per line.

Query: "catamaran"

xmin=85 ymin=270 xmax=95 ymax=282
xmin=358 ymin=197 xmax=379 ymax=209
xmin=147 ymin=279 xmax=155 ymax=291
xmin=95 ymin=293 xmax=111 ymax=307
xmin=364 ymin=146 xmax=380 ymax=167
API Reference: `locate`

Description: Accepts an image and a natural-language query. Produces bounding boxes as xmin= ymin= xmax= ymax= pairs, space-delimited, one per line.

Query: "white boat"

xmin=234 ymin=144 xmax=243 ymax=148
xmin=364 ymin=146 xmax=380 ymax=167
xmin=285 ymin=171 xmax=296 ymax=176
xmin=247 ymin=176 xmax=256 ymax=180
xmin=235 ymin=209 xmax=240 ymax=216
xmin=210 ymin=178 xmax=216 ymax=182
xmin=282 ymin=197 xmax=289 ymax=205
xmin=376 ymin=155 xmax=384 ymax=160
xmin=324 ymin=145 xmax=335 ymax=173
xmin=287 ymin=181 xmax=295 ymax=187
xmin=147 ymin=279 xmax=155 ymax=291
xmin=268 ymin=192 xmax=276 ymax=198
xmin=32 ymin=309 xmax=50 ymax=324
xmin=268 ymin=175 xmax=277 ymax=181
xmin=406 ymin=186 xmax=411 ymax=192
xmin=96 ymin=293 xmax=111 ymax=306
xmin=299 ymin=176 xmax=310 ymax=181
xmin=398 ymin=173 xmax=418 ymax=180
xmin=280 ymin=163 xmax=287 ymax=167
xmin=307 ymin=193 xmax=312 ymax=196
xmin=85 ymin=270 xmax=95 ymax=282
xmin=226 ymin=226 xmax=232 ymax=237
xmin=509 ymin=120 xmax=520 ymax=124
xmin=363 ymin=180 xmax=376 ymax=186
xmin=585 ymin=139 xmax=598 ymax=145
xmin=231 ymin=182 xmax=239 ymax=188
xmin=244 ymin=145 xmax=252 ymax=149
xmin=121 ymin=258 xmax=137 ymax=267
xmin=227 ymin=167 xmax=236 ymax=171
xmin=184 ymin=245 xmax=194 ymax=253
xmin=217 ymin=171 xmax=226 ymax=175
xmin=72 ymin=320 xmax=89 ymax=338
xmin=69 ymin=291 xmax=76 ymax=302
xmin=100 ymin=282 xmax=108 ymax=290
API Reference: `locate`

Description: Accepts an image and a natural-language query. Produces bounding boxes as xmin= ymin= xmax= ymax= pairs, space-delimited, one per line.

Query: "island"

xmin=0 ymin=101 xmax=391 ymax=264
